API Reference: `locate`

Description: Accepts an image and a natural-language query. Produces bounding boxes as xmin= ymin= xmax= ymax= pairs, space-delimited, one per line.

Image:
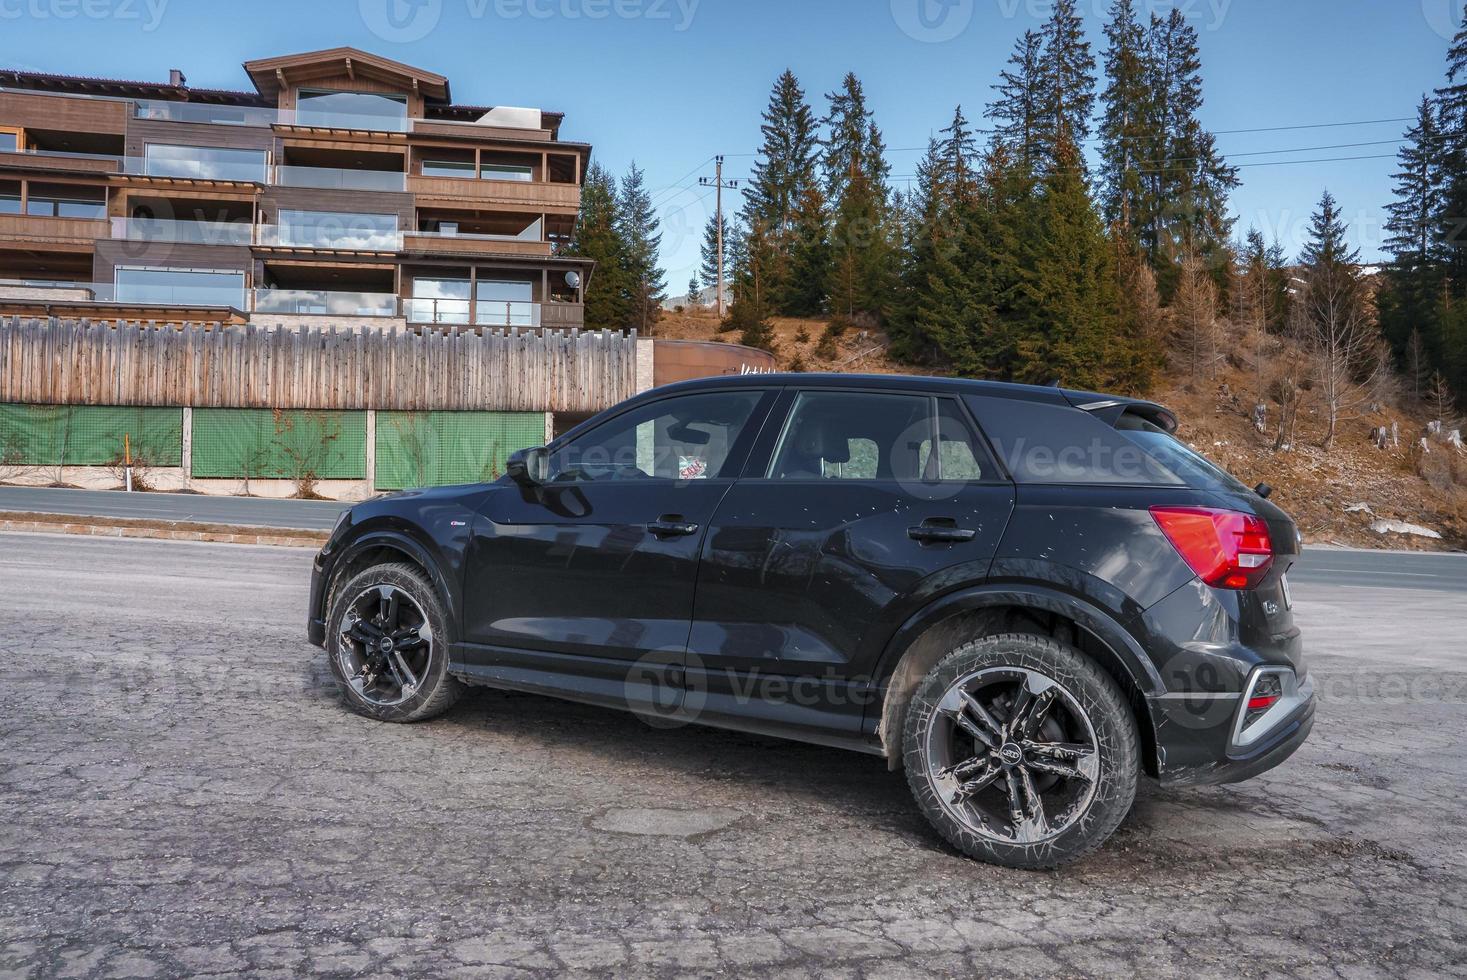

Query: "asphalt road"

xmin=1 ymin=485 xmax=1463 ymax=591
xmin=1 ymin=532 xmax=1465 ymax=976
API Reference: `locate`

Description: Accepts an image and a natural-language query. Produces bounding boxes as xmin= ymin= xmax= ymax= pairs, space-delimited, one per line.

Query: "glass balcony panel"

xmin=273 ymin=165 xmax=406 ymax=193
xmin=137 ymin=144 xmax=269 ymax=183
xmin=132 ymin=100 xmax=279 ymax=127
xmin=294 ymin=91 xmax=409 ymax=132
xmin=253 ymin=288 xmax=398 ymax=316
xmin=113 ymin=268 xmax=247 ymax=307
xmin=403 ymin=297 xmax=472 ymax=324
xmin=111 ymin=216 xmax=255 ymax=247
xmin=473 ymin=301 xmax=541 ymax=327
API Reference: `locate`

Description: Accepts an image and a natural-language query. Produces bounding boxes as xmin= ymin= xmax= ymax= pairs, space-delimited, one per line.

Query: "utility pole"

xmin=700 ymin=156 xmax=739 ymax=317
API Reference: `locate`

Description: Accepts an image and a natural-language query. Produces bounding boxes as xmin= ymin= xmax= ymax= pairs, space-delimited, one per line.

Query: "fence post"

xmin=364 ymin=409 xmax=376 ymax=498
xmin=181 ymin=406 xmax=193 ymax=490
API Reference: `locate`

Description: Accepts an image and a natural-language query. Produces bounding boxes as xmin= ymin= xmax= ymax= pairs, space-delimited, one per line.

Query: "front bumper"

xmin=1150 ymin=673 xmax=1315 ymax=786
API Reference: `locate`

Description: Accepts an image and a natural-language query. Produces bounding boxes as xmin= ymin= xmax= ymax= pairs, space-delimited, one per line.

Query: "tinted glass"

xmin=549 ymin=391 xmax=763 ymax=482
xmin=422 ymin=160 xmax=475 ymax=178
xmin=1114 ymin=414 xmax=1252 ymax=493
xmin=145 ymin=144 xmax=267 ymax=182
xmin=770 ymin=391 xmax=931 ymax=481
xmin=297 ymin=90 xmax=407 ymax=130
xmin=279 ymin=209 xmax=398 ymax=249
xmin=114 ymin=268 xmax=246 ymax=307
xmin=0 ymin=133 xmax=17 ymax=152
xmin=965 ymin=395 xmax=1181 ymax=485
xmin=919 ymin=398 xmax=991 ymax=481
xmin=481 ymin=163 xmax=533 ymax=182
xmin=0 ymin=193 xmax=18 ymax=214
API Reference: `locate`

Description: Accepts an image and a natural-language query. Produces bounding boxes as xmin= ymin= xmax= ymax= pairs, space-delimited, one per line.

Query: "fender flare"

xmin=874 ymin=582 xmax=1166 ymax=696
xmin=328 ymin=527 xmax=462 ymax=642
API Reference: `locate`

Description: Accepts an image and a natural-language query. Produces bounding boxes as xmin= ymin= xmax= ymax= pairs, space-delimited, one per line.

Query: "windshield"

xmin=1113 ymin=414 xmax=1252 ymax=494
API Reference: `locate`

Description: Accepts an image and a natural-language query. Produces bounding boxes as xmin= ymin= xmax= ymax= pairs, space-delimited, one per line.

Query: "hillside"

xmin=655 ymin=308 xmax=1467 ymax=551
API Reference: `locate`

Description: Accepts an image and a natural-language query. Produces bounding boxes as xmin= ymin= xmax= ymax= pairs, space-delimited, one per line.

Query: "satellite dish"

xmin=564 ymin=271 xmax=581 ymax=289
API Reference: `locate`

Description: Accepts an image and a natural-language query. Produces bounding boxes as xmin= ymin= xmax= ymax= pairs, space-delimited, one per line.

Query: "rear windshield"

xmin=1113 ymin=413 xmax=1251 ymax=493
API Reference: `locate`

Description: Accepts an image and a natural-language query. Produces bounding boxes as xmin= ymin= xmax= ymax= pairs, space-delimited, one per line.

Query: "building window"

xmin=114 ymin=268 xmax=246 ymax=308
xmin=144 ymin=144 xmax=268 ymax=183
xmin=476 ymin=279 xmax=536 ymax=326
xmin=481 ymin=163 xmax=534 ymax=182
xmin=407 ymin=277 xmax=471 ymax=324
xmin=26 ymin=192 xmax=105 ymax=219
xmin=0 ymin=129 xmax=19 ymax=153
xmin=278 ymin=209 xmax=398 ymax=250
xmin=297 ymin=90 xmax=408 ymax=131
xmin=422 ymin=160 xmax=475 ymax=179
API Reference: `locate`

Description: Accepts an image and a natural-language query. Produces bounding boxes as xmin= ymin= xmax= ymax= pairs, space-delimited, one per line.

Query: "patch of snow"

xmin=1369 ymin=519 xmax=1442 ymax=540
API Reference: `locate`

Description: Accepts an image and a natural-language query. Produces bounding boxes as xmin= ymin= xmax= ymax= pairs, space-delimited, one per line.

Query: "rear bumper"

xmin=306 ymin=554 xmax=329 ymax=647
xmin=1150 ymin=674 xmax=1315 ymax=786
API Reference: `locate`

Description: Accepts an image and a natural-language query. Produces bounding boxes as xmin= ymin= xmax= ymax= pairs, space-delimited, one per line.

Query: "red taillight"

xmin=1150 ymin=506 xmax=1274 ymax=590
xmin=1247 ymin=694 xmax=1281 ymax=711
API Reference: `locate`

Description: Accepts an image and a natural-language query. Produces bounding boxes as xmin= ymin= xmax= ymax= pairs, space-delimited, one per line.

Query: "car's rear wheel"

xmin=326 ymin=563 xmax=463 ymax=723
xmin=902 ymin=633 xmax=1139 ymax=869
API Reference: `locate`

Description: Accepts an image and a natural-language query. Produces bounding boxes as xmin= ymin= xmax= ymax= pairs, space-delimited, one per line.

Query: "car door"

xmin=459 ymin=387 xmax=774 ymax=710
xmin=685 ymin=388 xmax=1015 ymax=740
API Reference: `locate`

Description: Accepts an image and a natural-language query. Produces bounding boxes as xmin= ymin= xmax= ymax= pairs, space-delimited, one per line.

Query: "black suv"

xmin=307 ymin=374 xmax=1314 ymax=868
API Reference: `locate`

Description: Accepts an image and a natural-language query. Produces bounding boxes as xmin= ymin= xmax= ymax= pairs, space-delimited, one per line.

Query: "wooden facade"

xmin=0 ymin=317 xmax=638 ymax=413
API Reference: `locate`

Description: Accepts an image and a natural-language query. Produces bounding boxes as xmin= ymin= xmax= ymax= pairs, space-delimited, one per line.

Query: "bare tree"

xmin=1172 ymin=254 xmax=1220 ymax=383
xmin=1429 ymin=371 xmax=1459 ymax=427
xmin=1406 ymin=328 xmax=1430 ymax=403
xmin=1298 ymin=191 xmax=1386 ymax=451
xmin=1230 ymin=250 xmax=1272 ymax=417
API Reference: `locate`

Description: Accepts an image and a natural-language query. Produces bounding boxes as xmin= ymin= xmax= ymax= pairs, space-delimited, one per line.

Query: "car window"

xmin=769 ymin=391 xmax=932 ymax=481
xmin=546 ymin=390 xmax=762 ymax=483
xmin=918 ymin=398 xmax=990 ymax=481
xmin=1113 ymin=413 xmax=1252 ymax=494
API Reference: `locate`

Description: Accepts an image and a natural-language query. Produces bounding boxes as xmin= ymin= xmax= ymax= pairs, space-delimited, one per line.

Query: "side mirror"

xmin=506 ymin=446 xmax=550 ymax=487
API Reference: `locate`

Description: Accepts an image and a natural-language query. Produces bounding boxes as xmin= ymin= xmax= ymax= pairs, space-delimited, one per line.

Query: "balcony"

xmin=273 ymin=165 xmax=406 ymax=193
xmin=402 ymin=229 xmax=551 ymax=259
xmin=408 ymin=174 xmax=581 ymax=209
xmin=0 ymin=278 xmax=245 ymax=308
xmin=0 ymin=213 xmax=110 ymax=246
xmin=0 ymin=147 xmax=122 ymax=176
xmin=253 ymin=287 xmax=399 ymax=317
xmin=133 ymin=99 xmax=279 ymax=128
xmin=110 ymin=216 xmax=254 ymax=247
xmin=255 ymin=223 xmax=403 ymax=252
xmin=403 ymin=298 xmax=541 ymax=327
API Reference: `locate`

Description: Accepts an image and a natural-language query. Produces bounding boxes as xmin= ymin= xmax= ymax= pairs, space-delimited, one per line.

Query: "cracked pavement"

xmin=1 ymin=532 xmax=1465 ymax=977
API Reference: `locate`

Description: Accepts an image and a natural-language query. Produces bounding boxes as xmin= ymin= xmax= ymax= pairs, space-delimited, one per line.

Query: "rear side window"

xmin=965 ymin=395 xmax=1182 ymax=486
xmin=1113 ymin=413 xmax=1251 ymax=493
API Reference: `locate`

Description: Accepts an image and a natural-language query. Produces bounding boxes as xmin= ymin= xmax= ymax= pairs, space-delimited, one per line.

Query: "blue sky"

xmin=0 ymin=0 xmax=1456 ymax=285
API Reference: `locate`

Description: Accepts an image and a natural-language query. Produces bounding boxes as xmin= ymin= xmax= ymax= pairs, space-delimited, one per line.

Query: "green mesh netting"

xmin=191 ymin=409 xmax=366 ymax=480
xmin=0 ymin=404 xmax=183 ymax=467
xmin=375 ymin=411 xmax=546 ymax=490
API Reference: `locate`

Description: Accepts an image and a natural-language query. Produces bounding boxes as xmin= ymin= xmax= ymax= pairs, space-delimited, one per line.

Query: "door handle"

xmin=648 ymin=516 xmax=700 ymax=538
xmin=908 ymin=522 xmax=977 ymax=544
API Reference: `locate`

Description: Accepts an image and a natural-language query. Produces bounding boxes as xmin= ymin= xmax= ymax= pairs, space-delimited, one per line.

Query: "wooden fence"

xmin=0 ymin=318 xmax=640 ymax=412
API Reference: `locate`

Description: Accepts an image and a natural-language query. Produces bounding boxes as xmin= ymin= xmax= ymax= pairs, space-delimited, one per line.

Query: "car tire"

xmin=902 ymin=632 xmax=1139 ymax=870
xmin=325 ymin=562 xmax=464 ymax=723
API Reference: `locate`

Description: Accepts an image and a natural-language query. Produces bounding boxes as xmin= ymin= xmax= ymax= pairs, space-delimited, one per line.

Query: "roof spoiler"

xmin=1064 ymin=392 xmax=1179 ymax=433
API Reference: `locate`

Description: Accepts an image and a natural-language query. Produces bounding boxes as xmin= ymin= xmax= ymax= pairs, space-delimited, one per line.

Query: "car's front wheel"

xmin=902 ymin=633 xmax=1139 ymax=869
xmin=325 ymin=563 xmax=463 ymax=723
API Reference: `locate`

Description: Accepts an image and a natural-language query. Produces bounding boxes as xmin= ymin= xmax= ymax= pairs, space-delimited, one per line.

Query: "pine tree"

xmin=618 ymin=161 xmax=666 ymax=333
xmin=739 ymin=70 xmax=821 ymax=314
xmin=822 ymin=74 xmax=896 ymax=319
xmin=1436 ymin=6 xmax=1467 ymax=298
xmin=698 ymin=212 xmax=729 ymax=302
xmin=686 ymin=274 xmax=701 ymax=307
xmin=568 ymin=162 xmax=633 ymax=330
xmin=987 ymin=31 xmax=1046 ymax=171
xmin=1010 ymin=135 xmax=1124 ymax=389
xmin=785 ymin=184 xmax=831 ymax=316
xmin=1145 ymin=9 xmax=1239 ymax=272
xmin=1034 ymin=0 xmax=1097 ymax=172
xmin=1098 ymin=0 xmax=1153 ymax=235
xmin=1380 ymin=96 xmax=1444 ymax=368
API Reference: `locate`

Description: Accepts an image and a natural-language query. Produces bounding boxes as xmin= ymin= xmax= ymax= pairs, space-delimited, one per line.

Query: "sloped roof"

xmin=243 ymin=47 xmax=450 ymax=102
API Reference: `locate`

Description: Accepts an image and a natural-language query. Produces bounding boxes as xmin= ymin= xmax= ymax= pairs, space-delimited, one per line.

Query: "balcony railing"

xmin=133 ymin=99 xmax=279 ymax=128
xmin=121 ymin=155 xmax=269 ymax=184
xmin=255 ymin=224 xmax=403 ymax=251
xmin=110 ymin=216 xmax=255 ymax=247
xmin=253 ymin=287 xmax=399 ymax=317
xmin=403 ymin=298 xmax=542 ymax=327
xmin=0 ymin=278 xmax=245 ymax=308
xmin=273 ymin=165 xmax=407 ymax=193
